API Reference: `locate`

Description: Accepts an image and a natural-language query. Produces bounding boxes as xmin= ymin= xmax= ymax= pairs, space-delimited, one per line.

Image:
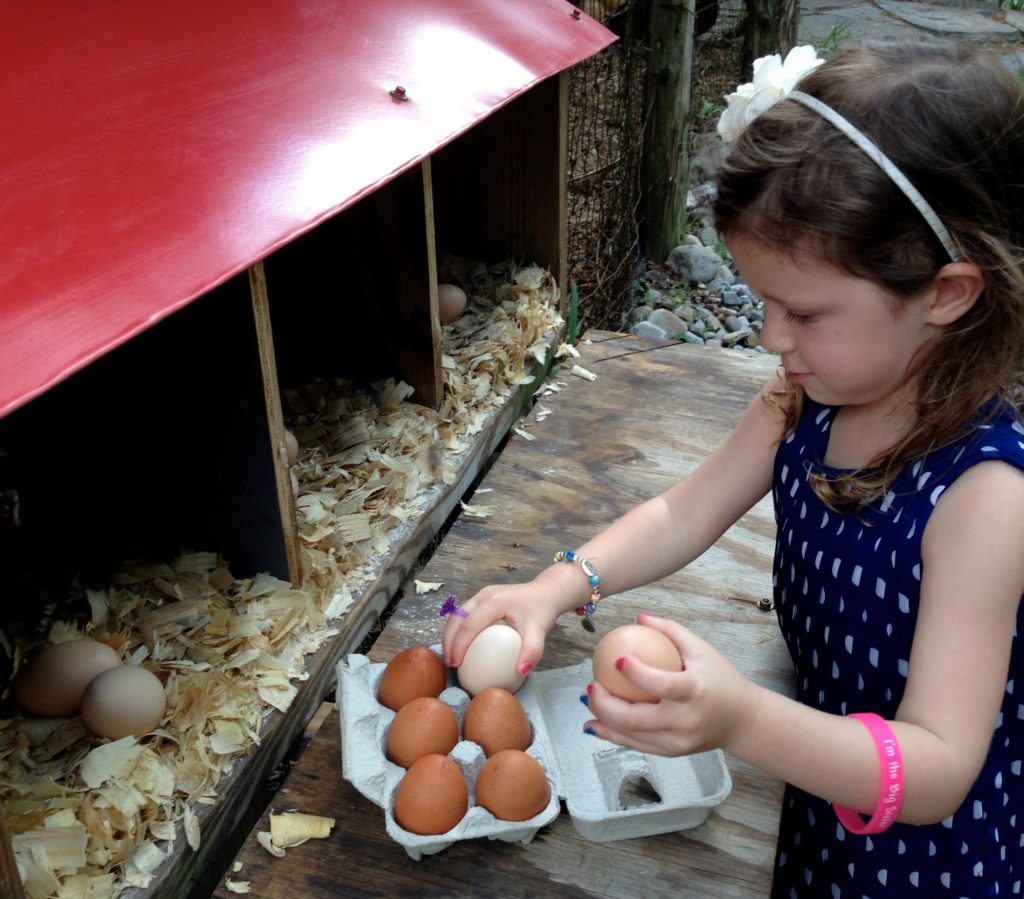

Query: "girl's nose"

xmin=758 ymin=308 xmax=793 ymax=354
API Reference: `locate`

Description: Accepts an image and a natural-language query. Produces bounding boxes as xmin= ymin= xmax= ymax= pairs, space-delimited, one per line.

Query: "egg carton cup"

xmin=337 ymin=648 xmax=732 ymax=859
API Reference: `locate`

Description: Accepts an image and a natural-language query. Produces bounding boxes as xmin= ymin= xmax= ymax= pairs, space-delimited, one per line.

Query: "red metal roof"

xmin=0 ymin=0 xmax=614 ymax=418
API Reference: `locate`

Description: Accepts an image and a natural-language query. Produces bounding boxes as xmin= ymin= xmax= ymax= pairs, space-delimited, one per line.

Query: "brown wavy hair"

xmin=712 ymin=38 xmax=1024 ymax=510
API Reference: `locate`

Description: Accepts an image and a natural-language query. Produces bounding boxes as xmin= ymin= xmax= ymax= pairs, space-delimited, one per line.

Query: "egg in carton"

xmin=337 ymin=647 xmax=732 ymax=859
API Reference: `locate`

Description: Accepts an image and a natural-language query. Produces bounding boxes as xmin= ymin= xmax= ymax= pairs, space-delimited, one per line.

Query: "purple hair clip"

xmin=439 ymin=594 xmax=468 ymax=619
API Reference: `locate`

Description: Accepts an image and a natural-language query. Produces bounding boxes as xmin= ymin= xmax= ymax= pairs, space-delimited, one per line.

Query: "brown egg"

xmin=592 ymin=623 xmax=683 ymax=702
xmin=377 ymin=645 xmax=447 ymax=711
xmin=474 ymin=749 xmax=550 ymax=822
xmin=385 ymin=697 xmax=459 ymax=768
xmin=81 ymin=665 xmax=167 ymax=739
xmin=462 ymin=687 xmax=532 ymax=757
xmin=437 ymin=283 xmax=467 ymax=324
xmin=14 ymin=639 xmax=121 ymax=717
xmin=392 ymin=754 xmax=468 ymax=835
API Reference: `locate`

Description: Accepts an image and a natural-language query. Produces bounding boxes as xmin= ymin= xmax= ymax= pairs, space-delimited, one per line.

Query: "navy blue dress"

xmin=770 ymin=398 xmax=1024 ymax=899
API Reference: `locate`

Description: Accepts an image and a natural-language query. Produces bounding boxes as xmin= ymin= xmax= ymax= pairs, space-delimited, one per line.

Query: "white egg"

xmin=457 ymin=623 xmax=525 ymax=696
xmin=437 ymin=283 xmax=468 ymax=324
xmin=284 ymin=429 xmax=299 ymax=466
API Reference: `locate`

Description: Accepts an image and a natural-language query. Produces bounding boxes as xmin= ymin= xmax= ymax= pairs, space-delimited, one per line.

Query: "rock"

xmin=666 ymin=245 xmax=722 ymax=284
xmin=720 ymin=289 xmax=743 ymax=308
xmin=715 ymin=265 xmax=735 ymax=286
xmin=675 ymin=303 xmax=697 ymax=324
xmin=699 ymin=226 xmax=719 ymax=248
xmin=629 ymin=305 xmax=653 ymax=324
xmin=681 ymin=331 xmax=705 ymax=345
xmin=648 ymin=308 xmax=689 ymax=338
xmin=701 ymin=310 xmax=723 ymax=331
xmin=631 ymin=320 xmax=668 ymax=340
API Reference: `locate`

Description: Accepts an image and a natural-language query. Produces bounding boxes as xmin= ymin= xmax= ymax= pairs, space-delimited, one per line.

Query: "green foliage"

xmin=669 ymin=285 xmax=691 ymax=307
xmin=815 ymin=21 xmax=853 ymax=56
xmin=1001 ymin=0 xmax=1024 ymax=9
xmin=698 ymin=99 xmax=724 ymax=120
xmin=567 ymin=280 xmax=580 ymax=345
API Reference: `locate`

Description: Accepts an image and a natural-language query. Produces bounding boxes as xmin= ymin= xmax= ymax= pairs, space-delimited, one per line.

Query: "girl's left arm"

xmin=584 ymin=459 xmax=1024 ymax=824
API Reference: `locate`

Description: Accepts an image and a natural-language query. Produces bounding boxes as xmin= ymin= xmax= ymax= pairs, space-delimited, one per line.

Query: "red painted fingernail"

xmin=586 ymin=683 xmax=594 ymax=695
xmin=449 ymin=657 xmax=458 ymax=667
xmin=521 ymin=662 xmax=533 ymax=675
xmin=615 ymin=657 xmax=625 ymax=671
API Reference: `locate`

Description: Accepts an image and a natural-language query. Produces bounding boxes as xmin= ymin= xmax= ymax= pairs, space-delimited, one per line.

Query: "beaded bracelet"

xmin=554 ymin=550 xmax=602 ymax=632
xmin=832 ymin=712 xmax=904 ymax=835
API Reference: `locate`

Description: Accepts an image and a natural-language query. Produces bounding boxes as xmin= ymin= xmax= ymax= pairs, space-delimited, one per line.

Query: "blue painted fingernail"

xmin=579 ymin=694 xmax=589 ymax=706
xmin=584 ymin=726 xmax=596 ymax=736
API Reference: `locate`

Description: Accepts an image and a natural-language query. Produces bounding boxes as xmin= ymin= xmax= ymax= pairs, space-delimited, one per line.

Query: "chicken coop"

xmin=0 ymin=2 xmax=614 ymax=896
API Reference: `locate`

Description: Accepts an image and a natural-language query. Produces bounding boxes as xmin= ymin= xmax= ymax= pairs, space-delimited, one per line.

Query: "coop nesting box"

xmin=0 ymin=1 xmax=614 ymax=896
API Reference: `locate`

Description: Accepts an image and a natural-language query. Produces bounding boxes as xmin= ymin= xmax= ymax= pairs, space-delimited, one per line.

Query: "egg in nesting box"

xmin=14 ymin=639 xmax=121 ymax=718
xmin=437 ymin=283 xmax=467 ymax=324
xmin=81 ymin=665 xmax=167 ymax=739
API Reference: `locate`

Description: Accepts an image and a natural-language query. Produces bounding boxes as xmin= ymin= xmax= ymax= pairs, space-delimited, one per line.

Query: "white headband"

xmin=787 ymin=90 xmax=964 ymax=263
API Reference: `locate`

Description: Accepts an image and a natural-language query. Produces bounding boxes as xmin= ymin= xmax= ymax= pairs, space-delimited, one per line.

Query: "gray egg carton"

xmin=337 ymin=648 xmax=732 ymax=860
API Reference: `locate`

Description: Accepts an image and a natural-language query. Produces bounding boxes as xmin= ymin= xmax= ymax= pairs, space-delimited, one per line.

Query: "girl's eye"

xmin=783 ymin=310 xmax=816 ymax=325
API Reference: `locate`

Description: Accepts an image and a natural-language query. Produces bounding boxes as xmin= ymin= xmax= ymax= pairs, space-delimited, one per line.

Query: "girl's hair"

xmin=713 ymin=38 xmax=1024 ymax=510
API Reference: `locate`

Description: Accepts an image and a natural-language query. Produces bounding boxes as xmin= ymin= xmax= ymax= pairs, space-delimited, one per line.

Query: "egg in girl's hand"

xmin=592 ymin=623 xmax=683 ymax=702
xmin=14 ymin=639 xmax=121 ymax=717
xmin=81 ymin=665 xmax=167 ymax=739
xmin=474 ymin=749 xmax=550 ymax=822
xmin=437 ymin=283 xmax=467 ymax=324
xmin=377 ymin=645 xmax=447 ymax=711
xmin=392 ymin=753 xmax=468 ymax=835
xmin=462 ymin=687 xmax=532 ymax=757
xmin=457 ymin=623 xmax=525 ymax=697
xmin=385 ymin=696 xmax=459 ymax=768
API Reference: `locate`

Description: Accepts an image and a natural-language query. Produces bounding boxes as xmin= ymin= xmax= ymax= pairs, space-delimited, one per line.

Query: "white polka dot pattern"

xmin=769 ymin=399 xmax=1024 ymax=898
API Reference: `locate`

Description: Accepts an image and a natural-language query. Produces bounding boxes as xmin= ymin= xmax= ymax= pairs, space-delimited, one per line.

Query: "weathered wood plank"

xmin=213 ymin=337 xmax=794 ymax=899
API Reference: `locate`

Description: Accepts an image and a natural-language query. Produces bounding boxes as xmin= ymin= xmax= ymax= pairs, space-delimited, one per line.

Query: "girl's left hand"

xmin=582 ymin=611 xmax=762 ymax=757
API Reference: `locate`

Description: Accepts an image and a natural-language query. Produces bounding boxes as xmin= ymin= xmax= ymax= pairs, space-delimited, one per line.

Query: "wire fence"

xmin=567 ymin=0 xmax=750 ymax=334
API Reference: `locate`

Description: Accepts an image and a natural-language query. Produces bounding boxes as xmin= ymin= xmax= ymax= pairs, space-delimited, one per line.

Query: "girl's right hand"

xmin=441 ymin=576 xmax=568 ymax=675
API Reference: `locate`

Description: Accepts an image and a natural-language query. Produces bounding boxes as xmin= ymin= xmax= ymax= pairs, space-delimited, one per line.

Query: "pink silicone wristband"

xmin=832 ymin=712 xmax=904 ymax=835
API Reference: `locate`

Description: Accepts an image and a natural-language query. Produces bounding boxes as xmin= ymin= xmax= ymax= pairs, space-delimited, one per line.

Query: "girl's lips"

xmin=786 ymin=369 xmax=812 ymax=383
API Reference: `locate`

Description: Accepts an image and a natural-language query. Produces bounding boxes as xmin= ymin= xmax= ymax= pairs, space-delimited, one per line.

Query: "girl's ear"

xmin=924 ymin=262 xmax=985 ymax=326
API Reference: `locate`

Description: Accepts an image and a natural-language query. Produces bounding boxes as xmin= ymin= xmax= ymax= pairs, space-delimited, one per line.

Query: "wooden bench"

xmin=211 ymin=334 xmax=795 ymax=898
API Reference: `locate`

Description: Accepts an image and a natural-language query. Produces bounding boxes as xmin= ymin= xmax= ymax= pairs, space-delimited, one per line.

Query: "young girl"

xmin=443 ymin=38 xmax=1024 ymax=897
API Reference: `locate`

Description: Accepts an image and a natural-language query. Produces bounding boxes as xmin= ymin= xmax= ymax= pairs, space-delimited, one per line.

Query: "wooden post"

xmin=743 ymin=0 xmax=800 ymax=71
xmin=641 ymin=0 xmax=696 ymax=264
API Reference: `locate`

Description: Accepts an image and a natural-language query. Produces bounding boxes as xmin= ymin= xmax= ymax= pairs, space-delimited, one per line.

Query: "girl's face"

xmin=727 ymin=233 xmax=936 ymax=412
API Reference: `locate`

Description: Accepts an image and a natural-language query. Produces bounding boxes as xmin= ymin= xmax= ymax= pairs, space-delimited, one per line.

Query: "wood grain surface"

xmin=212 ymin=333 xmax=795 ymax=899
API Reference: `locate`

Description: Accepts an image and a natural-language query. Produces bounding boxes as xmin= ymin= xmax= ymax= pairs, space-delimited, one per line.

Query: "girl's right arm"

xmin=442 ymin=368 xmax=789 ymax=672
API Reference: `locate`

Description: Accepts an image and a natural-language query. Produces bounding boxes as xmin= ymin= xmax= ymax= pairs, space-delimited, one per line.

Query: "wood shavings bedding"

xmin=1 ymin=261 xmax=563 ymax=898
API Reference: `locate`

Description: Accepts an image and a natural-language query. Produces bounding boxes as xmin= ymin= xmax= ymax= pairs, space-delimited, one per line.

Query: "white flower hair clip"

xmin=716 ymin=45 xmax=824 ymax=143
xmin=714 ymin=44 xmax=963 ymax=262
